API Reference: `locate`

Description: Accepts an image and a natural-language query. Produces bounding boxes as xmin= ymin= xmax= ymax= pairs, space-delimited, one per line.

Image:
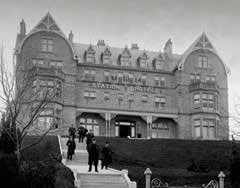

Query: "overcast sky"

xmin=1 ymin=0 xmax=240 ymax=135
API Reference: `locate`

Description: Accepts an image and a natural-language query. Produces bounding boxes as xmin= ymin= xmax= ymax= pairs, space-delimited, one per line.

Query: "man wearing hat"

xmin=101 ymin=141 xmax=112 ymax=170
xmin=88 ymin=137 xmax=100 ymax=172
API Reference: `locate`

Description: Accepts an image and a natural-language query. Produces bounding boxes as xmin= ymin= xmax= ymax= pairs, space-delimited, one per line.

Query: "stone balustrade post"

xmin=144 ymin=168 xmax=152 ymax=188
xmin=218 ymin=171 xmax=225 ymax=188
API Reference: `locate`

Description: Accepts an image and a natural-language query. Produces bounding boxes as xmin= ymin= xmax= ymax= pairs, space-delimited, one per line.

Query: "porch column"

xmin=147 ymin=115 xmax=152 ymax=138
xmin=105 ymin=113 xmax=111 ymax=137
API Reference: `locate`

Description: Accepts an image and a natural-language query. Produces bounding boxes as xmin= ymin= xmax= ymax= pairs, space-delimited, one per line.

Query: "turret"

xmin=68 ymin=30 xmax=73 ymax=43
xmin=164 ymin=38 xmax=172 ymax=58
xmin=20 ymin=19 xmax=26 ymax=36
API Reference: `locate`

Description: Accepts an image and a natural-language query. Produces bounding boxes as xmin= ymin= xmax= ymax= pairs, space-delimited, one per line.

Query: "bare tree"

xmin=0 ymin=47 xmax=60 ymax=163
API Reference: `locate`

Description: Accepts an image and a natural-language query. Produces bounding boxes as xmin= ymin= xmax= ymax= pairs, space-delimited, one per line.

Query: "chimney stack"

xmin=97 ymin=40 xmax=105 ymax=46
xmin=20 ymin=19 xmax=26 ymax=36
xmin=164 ymin=39 xmax=172 ymax=58
xmin=131 ymin=43 xmax=139 ymax=50
xmin=68 ymin=30 xmax=73 ymax=43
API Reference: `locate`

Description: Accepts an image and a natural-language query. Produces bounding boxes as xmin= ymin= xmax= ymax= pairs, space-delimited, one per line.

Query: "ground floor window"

xmin=193 ymin=118 xmax=217 ymax=139
xmin=151 ymin=122 xmax=170 ymax=138
xmin=79 ymin=117 xmax=99 ymax=136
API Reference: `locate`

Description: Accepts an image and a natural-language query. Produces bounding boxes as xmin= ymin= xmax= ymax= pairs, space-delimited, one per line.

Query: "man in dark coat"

xmin=86 ymin=129 xmax=94 ymax=150
xmin=101 ymin=141 xmax=112 ymax=170
xmin=78 ymin=124 xmax=85 ymax=143
xmin=66 ymin=136 xmax=76 ymax=160
xmin=68 ymin=124 xmax=76 ymax=140
xmin=88 ymin=138 xmax=99 ymax=172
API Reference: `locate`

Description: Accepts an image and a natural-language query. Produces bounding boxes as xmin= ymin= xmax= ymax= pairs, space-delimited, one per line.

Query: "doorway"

xmin=115 ymin=121 xmax=135 ymax=138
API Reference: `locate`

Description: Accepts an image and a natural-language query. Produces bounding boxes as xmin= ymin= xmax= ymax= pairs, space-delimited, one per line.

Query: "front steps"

xmin=58 ymin=136 xmax=136 ymax=188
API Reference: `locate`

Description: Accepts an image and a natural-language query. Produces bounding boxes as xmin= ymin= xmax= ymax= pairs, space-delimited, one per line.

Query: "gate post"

xmin=144 ymin=168 xmax=152 ymax=188
xmin=218 ymin=171 xmax=225 ymax=188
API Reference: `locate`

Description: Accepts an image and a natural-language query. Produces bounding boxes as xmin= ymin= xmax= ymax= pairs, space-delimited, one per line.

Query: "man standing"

xmin=78 ymin=124 xmax=85 ymax=143
xmin=101 ymin=141 xmax=112 ymax=170
xmin=68 ymin=124 xmax=76 ymax=140
xmin=66 ymin=136 xmax=76 ymax=160
xmin=86 ymin=129 xmax=94 ymax=149
xmin=88 ymin=138 xmax=99 ymax=172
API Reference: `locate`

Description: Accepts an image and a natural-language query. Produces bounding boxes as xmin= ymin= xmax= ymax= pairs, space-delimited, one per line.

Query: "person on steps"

xmin=78 ymin=124 xmax=85 ymax=143
xmin=88 ymin=138 xmax=99 ymax=172
xmin=66 ymin=136 xmax=76 ymax=160
xmin=101 ymin=141 xmax=112 ymax=170
xmin=86 ymin=129 xmax=94 ymax=151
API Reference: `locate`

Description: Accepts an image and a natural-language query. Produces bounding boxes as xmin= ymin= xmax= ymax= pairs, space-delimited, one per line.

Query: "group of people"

xmin=66 ymin=124 xmax=113 ymax=172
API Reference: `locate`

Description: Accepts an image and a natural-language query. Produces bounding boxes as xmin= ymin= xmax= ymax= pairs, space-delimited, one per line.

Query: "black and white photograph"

xmin=0 ymin=0 xmax=239 ymax=187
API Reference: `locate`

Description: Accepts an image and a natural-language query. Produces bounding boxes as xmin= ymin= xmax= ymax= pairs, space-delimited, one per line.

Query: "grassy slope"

xmin=96 ymin=137 xmax=235 ymax=188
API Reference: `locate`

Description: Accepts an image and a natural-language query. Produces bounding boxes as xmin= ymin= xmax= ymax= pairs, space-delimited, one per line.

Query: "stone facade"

xmin=14 ymin=13 xmax=229 ymax=140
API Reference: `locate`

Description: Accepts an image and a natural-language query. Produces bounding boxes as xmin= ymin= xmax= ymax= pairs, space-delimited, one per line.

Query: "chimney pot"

xmin=97 ymin=40 xmax=105 ymax=46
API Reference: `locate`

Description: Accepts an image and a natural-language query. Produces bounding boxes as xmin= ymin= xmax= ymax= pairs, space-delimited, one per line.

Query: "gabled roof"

xmin=86 ymin=44 xmax=96 ymax=54
xmin=102 ymin=47 xmax=112 ymax=56
xmin=29 ymin=12 xmax=65 ymax=36
xmin=121 ymin=46 xmax=131 ymax=57
xmin=73 ymin=43 xmax=181 ymax=71
xmin=178 ymin=32 xmax=229 ymax=74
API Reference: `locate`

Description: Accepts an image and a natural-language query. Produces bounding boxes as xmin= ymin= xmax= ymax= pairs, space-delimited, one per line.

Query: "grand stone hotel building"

xmin=14 ymin=13 xmax=229 ymax=140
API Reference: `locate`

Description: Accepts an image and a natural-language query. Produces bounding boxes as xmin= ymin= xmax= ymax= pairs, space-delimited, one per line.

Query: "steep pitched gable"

xmin=29 ymin=12 xmax=65 ymax=36
xmin=178 ymin=32 xmax=229 ymax=73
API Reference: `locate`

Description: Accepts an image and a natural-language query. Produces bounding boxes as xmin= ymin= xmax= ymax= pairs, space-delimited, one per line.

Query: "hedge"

xmin=95 ymin=137 xmax=239 ymax=188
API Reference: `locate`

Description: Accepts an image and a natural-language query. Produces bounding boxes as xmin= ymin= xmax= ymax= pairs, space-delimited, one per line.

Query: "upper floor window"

xmin=104 ymin=92 xmax=110 ymax=101
xmin=129 ymin=74 xmax=134 ymax=84
xmin=118 ymin=73 xmax=123 ymax=84
xmin=206 ymin=75 xmax=216 ymax=83
xmin=49 ymin=61 xmax=63 ymax=69
xmin=104 ymin=71 xmax=110 ymax=82
xmin=102 ymin=48 xmax=111 ymax=64
xmin=155 ymin=96 xmax=166 ymax=109
xmin=198 ymin=55 xmax=208 ymax=68
xmin=155 ymin=60 xmax=163 ymax=70
xmin=120 ymin=47 xmax=131 ymax=67
xmin=84 ymin=91 xmax=96 ymax=98
xmin=85 ymin=45 xmax=95 ymax=63
xmin=55 ymin=109 xmax=62 ymax=129
xmin=84 ymin=70 xmax=95 ymax=81
xmin=128 ymin=94 xmax=134 ymax=108
xmin=154 ymin=54 xmax=164 ymax=70
xmin=193 ymin=92 xmax=218 ymax=111
xmin=33 ymin=79 xmax=62 ymax=99
xmin=155 ymin=77 xmax=166 ymax=87
xmin=141 ymin=75 xmax=147 ymax=85
xmin=41 ymin=39 xmax=53 ymax=52
xmin=33 ymin=59 xmax=45 ymax=67
xmin=193 ymin=93 xmax=201 ymax=109
xmin=142 ymin=95 xmax=148 ymax=102
xmin=190 ymin=74 xmax=200 ymax=83
xmin=139 ymin=52 xmax=148 ymax=68
xmin=121 ymin=56 xmax=130 ymax=67
xmin=117 ymin=93 xmax=124 ymax=106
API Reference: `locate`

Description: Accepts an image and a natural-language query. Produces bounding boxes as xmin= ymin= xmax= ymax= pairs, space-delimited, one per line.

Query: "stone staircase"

xmin=58 ymin=136 xmax=136 ymax=188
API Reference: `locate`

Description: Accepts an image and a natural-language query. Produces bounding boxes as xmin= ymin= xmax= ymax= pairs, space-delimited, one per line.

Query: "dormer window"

xmin=138 ymin=52 xmax=148 ymax=68
xmin=153 ymin=53 xmax=164 ymax=70
xmin=120 ymin=47 xmax=131 ymax=67
xmin=85 ymin=45 xmax=95 ymax=63
xmin=102 ymin=47 xmax=111 ymax=64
